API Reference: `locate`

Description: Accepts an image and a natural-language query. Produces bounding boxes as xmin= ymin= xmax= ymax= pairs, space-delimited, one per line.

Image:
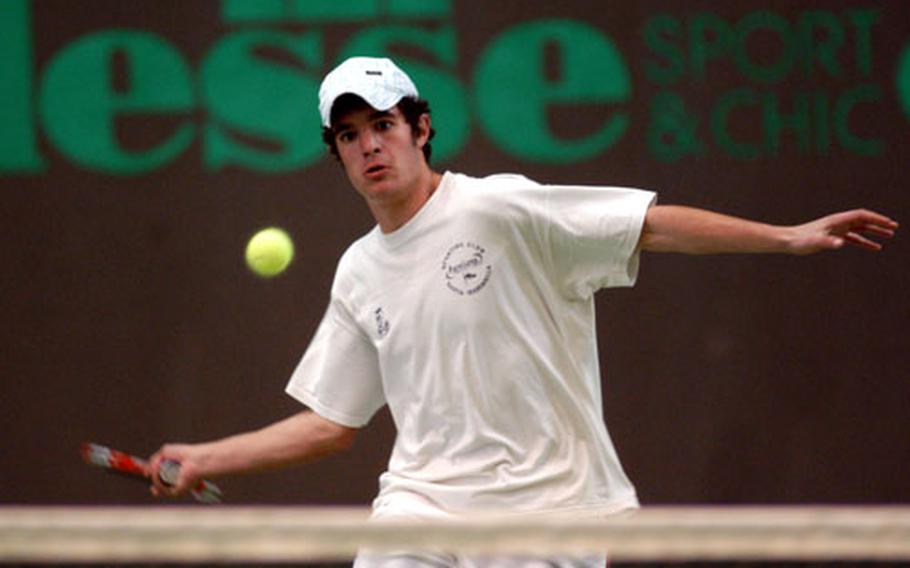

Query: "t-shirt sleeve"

xmin=540 ymin=184 xmax=656 ymax=299
xmin=285 ymin=297 xmax=385 ymax=428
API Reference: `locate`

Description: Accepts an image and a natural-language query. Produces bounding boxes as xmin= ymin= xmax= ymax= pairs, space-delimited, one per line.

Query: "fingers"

xmin=844 ymin=231 xmax=884 ymax=251
xmin=148 ymin=444 xmax=193 ymax=499
xmin=858 ymin=224 xmax=897 ymax=239
xmin=842 ymin=208 xmax=899 ymax=228
xmin=830 ymin=209 xmax=898 ymax=251
xmin=147 ymin=450 xmax=172 ymax=497
xmin=844 ymin=221 xmax=896 ymax=250
xmin=793 ymin=209 xmax=898 ymax=255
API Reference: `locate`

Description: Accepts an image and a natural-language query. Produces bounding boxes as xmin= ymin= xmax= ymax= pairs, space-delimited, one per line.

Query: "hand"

xmin=148 ymin=443 xmax=204 ymax=499
xmin=788 ymin=209 xmax=898 ymax=255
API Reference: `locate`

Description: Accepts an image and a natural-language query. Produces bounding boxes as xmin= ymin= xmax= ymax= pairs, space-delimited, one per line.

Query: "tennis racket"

xmin=80 ymin=442 xmax=223 ymax=503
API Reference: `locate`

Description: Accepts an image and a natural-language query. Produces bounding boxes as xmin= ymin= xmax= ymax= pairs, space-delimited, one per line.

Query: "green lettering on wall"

xmin=39 ymin=31 xmax=194 ymax=175
xmin=222 ymin=0 xmax=377 ymax=22
xmin=813 ymin=91 xmax=831 ymax=155
xmin=796 ymin=11 xmax=844 ymax=79
xmin=647 ymin=91 xmax=703 ymax=161
xmin=733 ymin=12 xmax=796 ymax=85
xmin=0 ymin=0 xmax=45 ymax=172
xmin=846 ymin=9 xmax=879 ymax=77
xmin=711 ymin=88 xmax=762 ymax=160
xmin=897 ymin=43 xmax=910 ymax=121
xmin=688 ymin=13 xmax=733 ymax=81
xmin=221 ymin=0 xmax=450 ymax=22
xmin=388 ymin=0 xmax=451 ymax=18
xmin=202 ymin=30 xmax=323 ymax=172
xmin=834 ymin=84 xmax=883 ymax=155
xmin=340 ymin=25 xmax=468 ymax=163
xmin=763 ymin=91 xmax=811 ymax=155
xmin=643 ymin=14 xmax=686 ymax=85
xmin=474 ymin=19 xmax=630 ymax=163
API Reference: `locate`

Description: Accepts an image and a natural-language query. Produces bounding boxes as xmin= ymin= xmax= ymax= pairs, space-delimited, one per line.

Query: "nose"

xmin=358 ymin=128 xmax=380 ymax=155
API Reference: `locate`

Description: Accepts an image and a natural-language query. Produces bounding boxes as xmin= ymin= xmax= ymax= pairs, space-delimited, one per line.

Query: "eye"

xmin=375 ymin=120 xmax=393 ymax=131
xmin=336 ymin=130 xmax=355 ymax=143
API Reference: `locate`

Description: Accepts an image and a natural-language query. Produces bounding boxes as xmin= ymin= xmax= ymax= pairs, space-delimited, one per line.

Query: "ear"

xmin=415 ymin=113 xmax=432 ymax=148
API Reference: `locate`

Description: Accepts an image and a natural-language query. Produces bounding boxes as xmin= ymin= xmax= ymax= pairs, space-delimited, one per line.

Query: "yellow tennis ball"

xmin=245 ymin=227 xmax=294 ymax=277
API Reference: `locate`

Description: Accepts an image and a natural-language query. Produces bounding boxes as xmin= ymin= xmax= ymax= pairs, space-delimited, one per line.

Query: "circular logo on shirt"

xmin=441 ymin=242 xmax=492 ymax=295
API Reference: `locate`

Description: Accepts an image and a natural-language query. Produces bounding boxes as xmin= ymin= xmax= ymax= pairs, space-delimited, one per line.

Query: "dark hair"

xmin=321 ymin=95 xmax=436 ymax=163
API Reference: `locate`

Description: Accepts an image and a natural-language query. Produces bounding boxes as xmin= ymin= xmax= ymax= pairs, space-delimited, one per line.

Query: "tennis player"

xmin=149 ymin=57 xmax=898 ymax=567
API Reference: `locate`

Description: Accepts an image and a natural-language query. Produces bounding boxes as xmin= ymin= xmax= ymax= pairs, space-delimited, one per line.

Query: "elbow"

xmin=314 ymin=419 xmax=358 ymax=457
xmin=327 ymin=426 xmax=357 ymax=454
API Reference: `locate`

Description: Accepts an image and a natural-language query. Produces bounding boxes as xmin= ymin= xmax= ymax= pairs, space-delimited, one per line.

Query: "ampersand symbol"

xmin=647 ymin=92 xmax=703 ymax=162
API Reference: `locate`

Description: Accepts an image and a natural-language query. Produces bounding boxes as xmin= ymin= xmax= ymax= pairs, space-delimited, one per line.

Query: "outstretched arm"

xmin=148 ymin=410 xmax=357 ymax=498
xmin=638 ymin=206 xmax=898 ymax=255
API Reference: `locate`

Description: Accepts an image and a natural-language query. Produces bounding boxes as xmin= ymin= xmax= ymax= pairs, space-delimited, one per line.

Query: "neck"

xmin=372 ymin=168 xmax=443 ymax=233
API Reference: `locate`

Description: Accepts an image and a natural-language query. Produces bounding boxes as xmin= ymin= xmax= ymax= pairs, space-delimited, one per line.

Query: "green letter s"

xmin=202 ymin=30 xmax=323 ymax=172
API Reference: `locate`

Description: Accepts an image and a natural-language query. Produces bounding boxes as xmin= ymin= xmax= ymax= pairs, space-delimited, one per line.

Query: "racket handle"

xmin=158 ymin=460 xmax=181 ymax=486
xmin=158 ymin=460 xmax=223 ymax=504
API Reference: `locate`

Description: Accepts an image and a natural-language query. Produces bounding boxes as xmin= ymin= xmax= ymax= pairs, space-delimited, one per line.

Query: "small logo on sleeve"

xmin=441 ymin=242 xmax=492 ymax=295
xmin=374 ymin=307 xmax=390 ymax=338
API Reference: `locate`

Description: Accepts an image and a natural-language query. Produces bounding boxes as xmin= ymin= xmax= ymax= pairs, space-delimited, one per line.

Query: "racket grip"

xmin=158 ymin=460 xmax=181 ymax=486
xmin=158 ymin=460 xmax=223 ymax=504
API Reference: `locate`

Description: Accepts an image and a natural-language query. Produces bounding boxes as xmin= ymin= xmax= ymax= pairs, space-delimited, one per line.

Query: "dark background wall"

xmin=1 ymin=0 xmax=907 ymax=506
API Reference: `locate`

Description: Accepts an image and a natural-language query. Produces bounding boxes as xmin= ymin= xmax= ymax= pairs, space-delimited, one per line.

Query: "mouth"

xmin=363 ymin=164 xmax=388 ymax=181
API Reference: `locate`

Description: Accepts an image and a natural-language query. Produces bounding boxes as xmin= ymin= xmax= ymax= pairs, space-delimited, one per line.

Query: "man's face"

xmin=331 ymin=104 xmax=430 ymax=204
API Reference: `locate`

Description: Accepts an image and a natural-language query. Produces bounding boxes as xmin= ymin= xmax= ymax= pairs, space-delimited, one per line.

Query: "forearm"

xmin=169 ymin=410 xmax=356 ymax=479
xmin=639 ymin=205 xmax=793 ymax=254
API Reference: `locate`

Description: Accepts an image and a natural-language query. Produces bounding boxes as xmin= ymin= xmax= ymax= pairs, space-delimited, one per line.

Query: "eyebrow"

xmin=333 ymin=110 xmax=396 ymax=133
xmin=369 ymin=110 xmax=395 ymax=120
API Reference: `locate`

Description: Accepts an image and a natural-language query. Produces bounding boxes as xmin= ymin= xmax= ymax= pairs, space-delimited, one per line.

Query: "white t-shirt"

xmin=287 ymin=171 xmax=656 ymax=518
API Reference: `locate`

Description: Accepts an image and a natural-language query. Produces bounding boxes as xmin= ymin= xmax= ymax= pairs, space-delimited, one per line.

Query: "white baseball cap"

xmin=318 ymin=57 xmax=419 ymax=127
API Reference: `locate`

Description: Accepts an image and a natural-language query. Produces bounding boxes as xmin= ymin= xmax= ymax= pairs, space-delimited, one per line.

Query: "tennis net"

xmin=2 ymin=506 xmax=910 ymax=566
